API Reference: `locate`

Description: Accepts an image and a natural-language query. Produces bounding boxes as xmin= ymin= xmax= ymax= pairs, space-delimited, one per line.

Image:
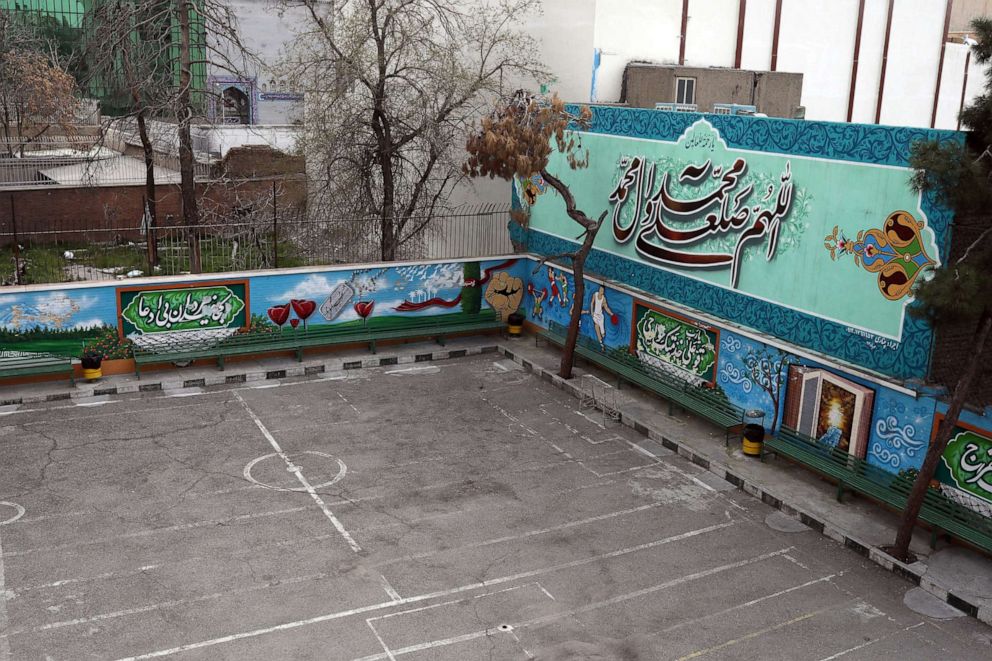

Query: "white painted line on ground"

xmin=574 ymin=409 xmax=606 ymax=429
xmin=366 ymin=620 xmax=398 ymax=661
xmin=20 ymin=397 xmax=231 ymax=426
xmin=248 ymin=382 xmax=281 ymax=389
xmin=352 ymin=547 xmax=796 ymax=661
xmin=816 ymin=622 xmax=925 ymax=660
xmin=0 ymin=503 xmax=25 ymax=527
xmin=235 ymin=391 xmax=361 ymax=553
xmin=676 ymin=601 xmax=847 ymax=660
xmin=336 ymin=391 xmax=360 ymax=415
xmin=657 ymin=573 xmax=840 ymax=637
xmin=5 ymin=505 xmax=312 ymax=558
xmin=379 ymin=574 xmax=401 ymax=601
xmin=114 ymin=522 xmax=741 ymax=660
xmin=491 ymin=361 xmax=509 ymax=372
xmin=370 ymin=501 xmax=669 ymax=569
xmin=0 ymin=571 xmax=344 ymax=639
xmin=0 ymin=528 xmax=11 ymax=660
xmin=384 ymin=366 xmax=442 ymax=375
xmin=12 ymin=565 xmax=163 ymax=594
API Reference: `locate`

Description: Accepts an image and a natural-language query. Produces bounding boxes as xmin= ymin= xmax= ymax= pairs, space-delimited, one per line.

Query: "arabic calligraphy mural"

xmin=632 ymin=303 xmax=718 ymax=386
xmin=119 ymin=283 xmax=248 ymax=335
xmin=823 ymin=211 xmax=937 ymax=300
xmin=525 ymin=118 xmax=942 ymax=342
xmin=936 ymin=419 xmax=992 ymax=513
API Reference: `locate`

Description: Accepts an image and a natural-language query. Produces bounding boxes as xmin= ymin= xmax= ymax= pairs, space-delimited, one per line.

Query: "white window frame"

xmin=675 ymin=77 xmax=696 ymax=105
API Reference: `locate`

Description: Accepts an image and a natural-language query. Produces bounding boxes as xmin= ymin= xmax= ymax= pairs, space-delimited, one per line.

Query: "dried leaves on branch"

xmin=0 ymin=42 xmax=79 ymax=155
xmin=465 ymin=92 xmax=598 ymax=378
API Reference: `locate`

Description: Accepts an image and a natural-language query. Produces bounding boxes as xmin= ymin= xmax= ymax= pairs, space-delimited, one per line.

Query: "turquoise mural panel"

xmin=514 ymin=109 xmax=962 ymax=380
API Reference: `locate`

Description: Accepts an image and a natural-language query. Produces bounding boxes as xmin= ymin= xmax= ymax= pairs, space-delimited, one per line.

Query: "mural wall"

xmin=513 ymin=107 xmax=962 ymax=380
xmin=518 ymin=255 xmax=992 ymax=493
xmin=0 ymin=258 xmax=525 ymax=359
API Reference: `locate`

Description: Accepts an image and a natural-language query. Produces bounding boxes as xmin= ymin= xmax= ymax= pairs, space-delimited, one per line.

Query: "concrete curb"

xmin=0 ymin=345 xmax=500 ymax=406
xmin=497 ymin=344 xmax=991 ymax=626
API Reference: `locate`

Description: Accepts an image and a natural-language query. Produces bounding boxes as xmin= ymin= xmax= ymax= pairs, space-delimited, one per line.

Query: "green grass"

xmin=1 ymin=237 xmax=308 ymax=285
xmin=1 ymin=334 xmax=101 ymax=358
xmin=266 ymin=311 xmax=486 ymax=335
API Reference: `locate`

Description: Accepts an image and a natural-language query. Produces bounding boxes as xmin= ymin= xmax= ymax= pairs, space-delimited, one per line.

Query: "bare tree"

xmin=465 ymin=92 xmax=596 ymax=379
xmin=0 ymin=14 xmax=79 ymax=156
xmin=282 ymin=0 xmax=545 ymax=261
xmin=85 ymin=0 xmax=256 ymax=273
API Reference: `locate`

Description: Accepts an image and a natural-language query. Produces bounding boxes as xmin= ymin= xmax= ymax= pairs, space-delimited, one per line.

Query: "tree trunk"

xmin=136 ymin=111 xmax=158 ymax=268
xmin=559 ymin=228 xmax=598 ymax=379
xmin=177 ymin=0 xmax=201 ymax=273
xmin=890 ymin=305 xmax=992 ymax=561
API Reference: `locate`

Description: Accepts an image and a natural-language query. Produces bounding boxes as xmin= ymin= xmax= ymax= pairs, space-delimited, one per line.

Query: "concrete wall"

xmin=623 ymin=64 xmax=803 ymax=117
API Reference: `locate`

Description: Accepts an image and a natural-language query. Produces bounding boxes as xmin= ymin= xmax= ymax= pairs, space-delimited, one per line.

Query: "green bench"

xmin=766 ymin=426 xmax=992 ymax=553
xmin=133 ymin=310 xmax=504 ymax=376
xmin=0 ymin=353 xmax=75 ymax=385
xmin=538 ymin=322 xmax=744 ymax=442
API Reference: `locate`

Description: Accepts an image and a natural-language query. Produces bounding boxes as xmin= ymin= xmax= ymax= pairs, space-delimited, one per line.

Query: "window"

xmin=675 ymin=77 xmax=696 ymax=105
xmin=221 ymin=87 xmax=251 ymax=125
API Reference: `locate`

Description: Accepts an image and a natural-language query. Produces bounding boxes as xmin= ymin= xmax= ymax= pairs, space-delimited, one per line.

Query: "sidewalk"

xmin=498 ymin=337 xmax=992 ymax=627
xmin=1 ymin=334 xmax=990 ymax=627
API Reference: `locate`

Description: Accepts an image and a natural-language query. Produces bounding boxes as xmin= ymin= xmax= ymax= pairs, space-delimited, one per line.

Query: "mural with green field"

xmin=0 ymin=259 xmax=524 ymax=360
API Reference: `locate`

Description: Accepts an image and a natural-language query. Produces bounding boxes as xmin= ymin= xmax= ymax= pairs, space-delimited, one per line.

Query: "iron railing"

xmin=0 ymin=204 xmax=514 ymax=285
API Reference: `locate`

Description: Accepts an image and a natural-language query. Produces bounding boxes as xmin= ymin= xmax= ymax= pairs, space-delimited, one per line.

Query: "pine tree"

xmin=889 ymin=18 xmax=992 ymax=561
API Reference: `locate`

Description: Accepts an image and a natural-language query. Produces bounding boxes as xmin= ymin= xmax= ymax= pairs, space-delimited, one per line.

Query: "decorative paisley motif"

xmin=719 ymin=362 xmax=753 ymax=394
xmin=874 ymin=415 xmax=925 ymax=455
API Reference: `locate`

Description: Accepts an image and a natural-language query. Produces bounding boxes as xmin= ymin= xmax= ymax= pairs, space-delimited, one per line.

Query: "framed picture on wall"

xmin=782 ymin=366 xmax=874 ymax=459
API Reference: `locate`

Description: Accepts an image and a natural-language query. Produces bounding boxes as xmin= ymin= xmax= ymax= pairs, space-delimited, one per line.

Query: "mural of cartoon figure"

xmin=527 ymin=283 xmax=547 ymax=321
xmin=581 ymin=285 xmax=617 ymax=348
xmin=546 ymin=267 xmax=561 ymax=305
xmin=520 ymin=173 xmax=547 ymax=205
xmin=483 ymin=271 xmax=524 ymax=321
xmin=556 ymin=272 xmax=569 ymax=307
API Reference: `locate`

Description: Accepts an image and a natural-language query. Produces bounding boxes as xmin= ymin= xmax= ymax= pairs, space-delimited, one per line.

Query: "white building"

xmin=588 ymin=0 xmax=984 ymax=130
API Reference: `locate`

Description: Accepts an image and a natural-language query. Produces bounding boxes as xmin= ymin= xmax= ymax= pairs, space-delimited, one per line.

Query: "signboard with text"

xmin=117 ymin=280 xmax=250 ymax=339
xmin=631 ymin=302 xmax=718 ymax=386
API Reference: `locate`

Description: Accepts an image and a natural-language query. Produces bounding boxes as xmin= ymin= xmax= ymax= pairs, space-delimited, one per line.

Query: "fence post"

xmin=272 ymin=180 xmax=279 ymax=269
xmin=9 ymin=195 xmax=21 ymax=286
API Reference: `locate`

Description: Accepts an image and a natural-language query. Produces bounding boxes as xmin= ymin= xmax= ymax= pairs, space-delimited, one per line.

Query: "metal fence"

xmin=0 ymin=204 xmax=514 ymax=285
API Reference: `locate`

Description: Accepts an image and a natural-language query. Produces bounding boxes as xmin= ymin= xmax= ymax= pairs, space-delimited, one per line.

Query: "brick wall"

xmin=0 ymin=176 xmax=306 ymax=244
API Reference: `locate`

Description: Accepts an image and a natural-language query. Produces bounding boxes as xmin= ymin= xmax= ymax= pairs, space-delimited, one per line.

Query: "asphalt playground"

xmin=0 ymin=354 xmax=990 ymax=660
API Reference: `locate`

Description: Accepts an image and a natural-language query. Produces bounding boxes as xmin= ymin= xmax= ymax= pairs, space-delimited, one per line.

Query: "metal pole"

xmin=272 ymin=181 xmax=279 ymax=269
xmin=9 ymin=195 xmax=21 ymax=285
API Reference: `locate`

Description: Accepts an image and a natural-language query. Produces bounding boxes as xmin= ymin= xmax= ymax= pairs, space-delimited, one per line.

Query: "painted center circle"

xmin=0 ymin=501 xmax=25 ymax=526
xmin=244 ymin=451 xmax=347 ymax=492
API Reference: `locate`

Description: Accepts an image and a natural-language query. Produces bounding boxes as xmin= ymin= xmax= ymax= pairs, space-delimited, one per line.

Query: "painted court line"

xmin=351 ymin=547 xmax=795 ymax=661
xmin=364 ymin=582 xmax=556 ymax=659
xmin=0 ymin=529 xmax=11 ymax=660
xmin=234 ymin=391 xmax=361 ymax=553
xmin=676 ymin=601 xmax=849 ymax=660
xmin=5 ymin=505 xmax=313 ymax=557
xmin=378 ymin=574 xmax=402 ymax=601
xmin=370 ymin=501 xmax=668 ymax=569
xmin=114 ymin=522 xmax=738 ymax=660
xmin=816 ymin=622 xmax=925 ymax=660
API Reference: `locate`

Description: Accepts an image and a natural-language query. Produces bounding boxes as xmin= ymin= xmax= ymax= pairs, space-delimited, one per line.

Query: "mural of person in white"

xmin=582 ymin=285 xmax=616 ymax=348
